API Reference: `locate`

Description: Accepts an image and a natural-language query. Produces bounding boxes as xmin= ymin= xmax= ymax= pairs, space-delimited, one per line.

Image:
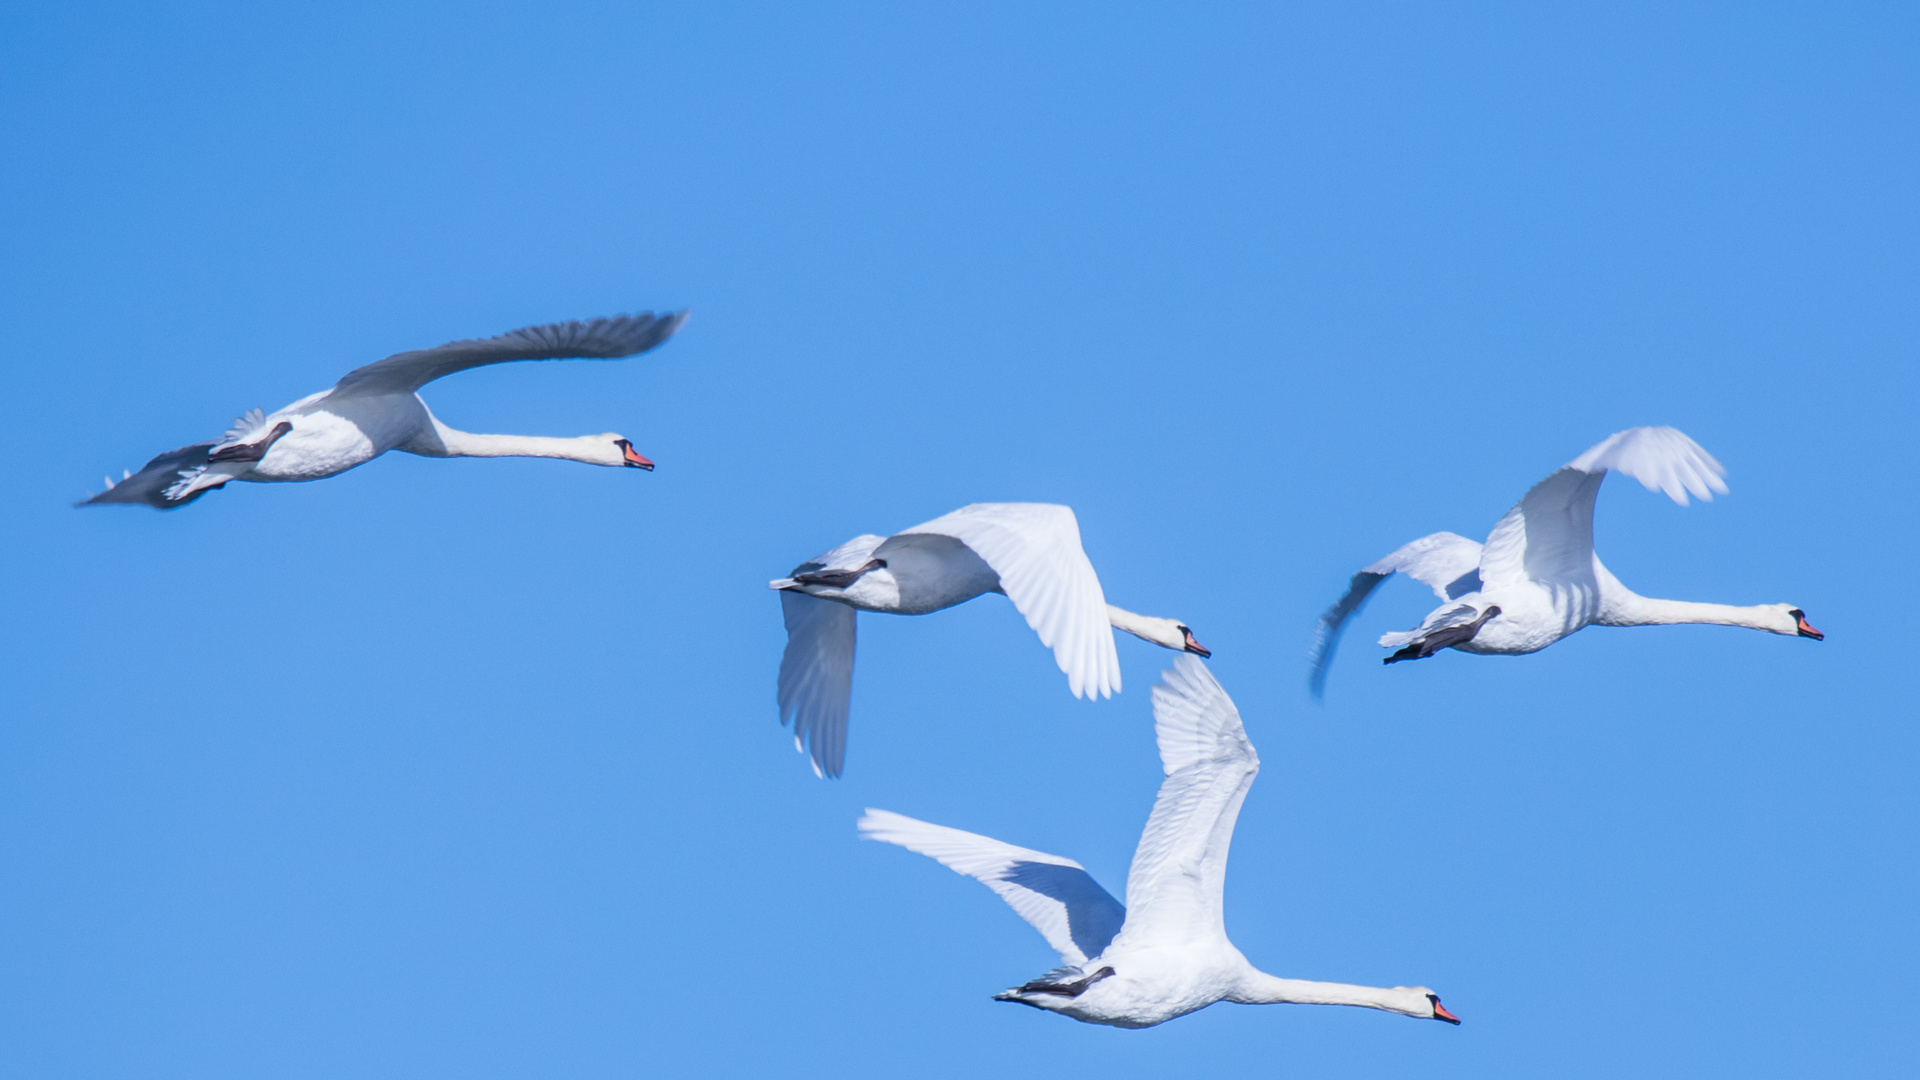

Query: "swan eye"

xmin=1789 ymin=608 xmax=1805 ymax=618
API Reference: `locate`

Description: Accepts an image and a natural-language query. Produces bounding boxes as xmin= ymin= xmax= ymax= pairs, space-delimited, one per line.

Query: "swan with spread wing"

xmin=860 ymin=657 xmax=1459 ymax=1029
xmin=1309 ymin=426 xmax=1822 ymax=697
xmin=79 ymin=311 xmax=686 ymax=508
xmin=773 ymin=502 xmax=1209 ymax=778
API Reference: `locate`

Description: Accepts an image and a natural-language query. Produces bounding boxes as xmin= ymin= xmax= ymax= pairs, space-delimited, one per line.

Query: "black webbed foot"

xmin=207 ymin=421 xmax=293 ymax=463
xmin=792 ymin=558 xmax=886 ymax=589
xmin=1383 ymin=606 xmax=1502 ymax=665
xmin=1000 ymin=966 xmax=1116 ymax=1000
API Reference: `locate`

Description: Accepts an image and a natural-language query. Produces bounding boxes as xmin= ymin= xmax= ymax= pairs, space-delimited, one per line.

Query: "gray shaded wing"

xmin=859 ymin=809 xmax=1126 ymax=966
xmin=778 ymin=590 xmax=857 ymax=779
xmin=1309 ymin=531 xmax=1483 ymax=698
xmin=331 ymin=310 xmax=688 ymax=397
xmin=75 ymin=443 xmax=216 ymax=509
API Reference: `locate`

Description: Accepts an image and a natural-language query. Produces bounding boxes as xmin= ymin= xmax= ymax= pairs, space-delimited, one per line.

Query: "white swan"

xmin=772 ymin=502 xmax=1209 ymax=777
xmin=860 ymin=657 xmax=1459 ymax=1029
xmin=1309 ymin=426 xmax=1822 ymax=697
xmin=79 ymin=311 xmax=687 ymax=508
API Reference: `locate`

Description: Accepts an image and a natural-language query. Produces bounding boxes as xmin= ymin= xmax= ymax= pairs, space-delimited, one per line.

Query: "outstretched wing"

xmin=1479 ymin=427 xmax=1727 ymax=591
xmin=777 ymin=593 xmax=857 ymax=779
xmin=773 ymin=535 xmax=886 ymax=779
xmin=1309 ymin=531 xmax=1483 ymax=698
xmin=898 ymin=503 xmax=1120 ymax=700
xmin=75 ymin=443 xmax=217 ymax=509
xmin=331 ymin=310 xmax=688 ymax=398
xmin=1111 ymin=657 xmax=1258 ymax=951
xmin=859 ymin=808 xmax=1126 ymax=966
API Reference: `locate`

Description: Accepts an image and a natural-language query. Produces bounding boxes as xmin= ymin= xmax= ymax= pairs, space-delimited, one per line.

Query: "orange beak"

xmin=1183 ymin=629 xmax=1211 ymax=659
xmin=621 ymin=443 xmax=655 ymax=471
xmin=1432 ymin=1000 xmax=1461 ymax=1025
xmin=1796 ymin=615 xmax=1823 ymax=640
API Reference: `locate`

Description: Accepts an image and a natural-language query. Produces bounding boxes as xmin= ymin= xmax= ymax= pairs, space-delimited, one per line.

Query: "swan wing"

xmin=1309 ymin=531 xmax=1483 ymax=697
xmin=331 ymin=311 xmax=688 ymax=397
xmin=1567 ymin=426 xmax=1729 ymax=506
xmin=897 ymin=503 xmax=1120 ymax=700
xmin=1112 ymin=658 xmax=1258 ymax=951
xmin=75 ymin=442 xmax=217 ymax=509
xmin=771 ymin=535 xmax=887 ymax=778
xmin=777 ymin=591 xmax=858 ymax=779
xmin=858 ymin=808 xmax=1126 ymax=966
xmin=1479 ymin=427 xmax=1727 ymax=591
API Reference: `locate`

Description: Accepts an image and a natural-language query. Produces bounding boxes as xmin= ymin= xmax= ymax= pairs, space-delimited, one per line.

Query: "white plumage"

xmin=1310 ymin=426 xmax=1821 ymax=696
xmin=773 ymin=502 xmax=1209 ymax=778
xmin=78 ymin=312 xmax=686 ymax=509
xmin=860 ymin=658 xmax=1459 ymax=1029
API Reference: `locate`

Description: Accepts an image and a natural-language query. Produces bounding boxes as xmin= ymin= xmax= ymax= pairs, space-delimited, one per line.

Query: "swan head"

xmin=1421 ymin=990 xmax=1461 ymax=1024
xmin=1374 ymin=987 xmax=1460 ymax=1024
xmin=1758 ymin=604 xmax=1822 ymax=640
xmin=607 ymin=437 xmax=654 ymax=471
xmin=1106 ymin=607 xmax=1211 ymax=657
xmin=1787 ymin=607 xmax=1823 ymax=640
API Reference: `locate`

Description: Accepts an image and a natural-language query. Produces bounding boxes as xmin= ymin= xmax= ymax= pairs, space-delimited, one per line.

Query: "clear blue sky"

xmin=1 ymin=2 xmax=1913 ymax=1076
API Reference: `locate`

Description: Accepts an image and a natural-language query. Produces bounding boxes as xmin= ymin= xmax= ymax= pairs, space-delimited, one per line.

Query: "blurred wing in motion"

xmin=1309 ymin=531 xmax=1483 ymax=697
xmin=75 ymin=443 xmax=217 ymax=509
xmin=777 ymin=591 xmax=857 ymax=779
xmin=332 ymin=310 xmax=688 ymax=398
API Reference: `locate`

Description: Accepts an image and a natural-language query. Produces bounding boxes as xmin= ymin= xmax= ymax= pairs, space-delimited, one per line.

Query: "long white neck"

xmin=1599 ymin=594 xmax=1786 ymax=631
xmin=1591 ymin=558 xmax=1791 ymax=633
xmin=1229 ymin=971 xmax=1418 ymax=1014
xmin=1105 ymin=604 xmax=1187 ymax=651
xmin=421 ymin=420 xmax=620 ymax=465
xmin=1105 ymin=604 xmax=1161 ymax=639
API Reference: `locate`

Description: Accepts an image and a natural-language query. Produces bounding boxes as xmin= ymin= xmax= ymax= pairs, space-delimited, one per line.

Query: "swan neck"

xmin=433 ymin=423 xmax=608 ymax=463
xmin=1230 ymin=971 xmax=1407 ymax=1012
xmin=1604 ymin=596 xmax=1780 ymax=630
xmin=1105 ymin=604 xmax=1157 ymax=640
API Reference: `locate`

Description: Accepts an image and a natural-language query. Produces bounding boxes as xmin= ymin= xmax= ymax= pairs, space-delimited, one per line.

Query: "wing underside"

xmin=859 ymin=808 xmax=1125 ymax=966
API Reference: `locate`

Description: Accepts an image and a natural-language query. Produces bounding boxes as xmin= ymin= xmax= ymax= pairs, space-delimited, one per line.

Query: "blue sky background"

xmin=2 ymin=2 xmax=1914 ymax=1076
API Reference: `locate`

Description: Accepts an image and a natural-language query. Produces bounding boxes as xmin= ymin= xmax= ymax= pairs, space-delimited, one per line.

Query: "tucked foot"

xmin=789 ymin=558 xmax=886 ymax=590
xmin=995 ymin=966 xmax=1115 ymax=1001
xmin=1383 ymin=606 xmax=1502 ymax=665
xmin=207 ymin=421 xmax=293 ymax=463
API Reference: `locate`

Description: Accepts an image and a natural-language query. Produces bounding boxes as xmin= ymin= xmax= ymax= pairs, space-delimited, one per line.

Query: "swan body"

xmin=860 ymin=658 xmax=1458 ymax=1030
xmin=772 ymin=502 xmax=1209 ymax=777
xmin=1309 ymin=427 xmax=1822 ymax=696
xmin=79 ymin=311 xmax=686 ymax=508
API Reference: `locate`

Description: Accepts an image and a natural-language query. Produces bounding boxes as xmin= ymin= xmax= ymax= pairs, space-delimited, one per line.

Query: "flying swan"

xmin=859 ymin=657 xmax=1460 ymax=1029
xmin=772 ymin=502 xmax=1210 ymax=778
xmin=79 ymin=311 xmax=687 ymax=508
xmin=1309 ymin=426 xmax=1822 ymax=697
